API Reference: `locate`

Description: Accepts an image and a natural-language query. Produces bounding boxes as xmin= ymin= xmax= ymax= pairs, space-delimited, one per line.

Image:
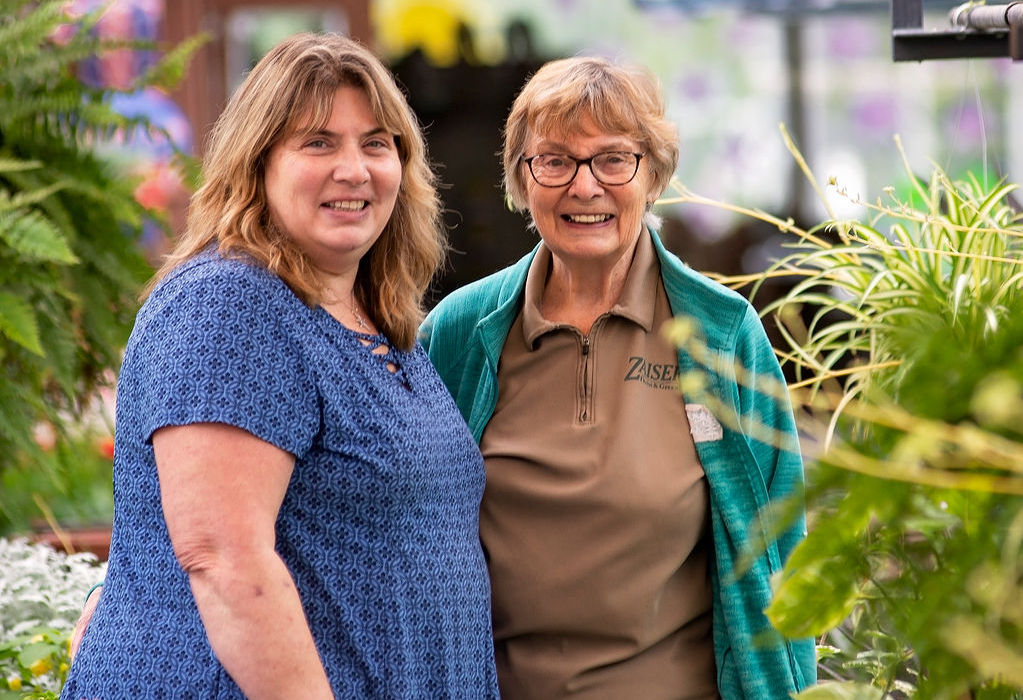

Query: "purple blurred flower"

xmin=853 ymin=94 xmax=898 ymax=136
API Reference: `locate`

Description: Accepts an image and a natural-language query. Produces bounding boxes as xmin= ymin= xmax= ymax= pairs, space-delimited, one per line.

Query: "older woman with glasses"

xmin=422 ymin=56 xmax=816 ymax=699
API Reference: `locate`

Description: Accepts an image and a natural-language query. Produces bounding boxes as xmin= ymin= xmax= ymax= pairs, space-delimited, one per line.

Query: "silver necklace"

xmin=347 ymin=292 xmax=370 ymax=332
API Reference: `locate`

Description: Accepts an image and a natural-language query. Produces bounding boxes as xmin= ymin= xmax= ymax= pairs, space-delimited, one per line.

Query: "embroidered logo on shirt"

xmin=624 ymin=355 xmax=679 ymax=390
xmin=685 ymin=404 xmax=723 ymax=443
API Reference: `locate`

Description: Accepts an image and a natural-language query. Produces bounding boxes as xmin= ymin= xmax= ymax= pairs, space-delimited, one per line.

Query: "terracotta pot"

xmin=31 ymin=524 xmax=111 ymax=561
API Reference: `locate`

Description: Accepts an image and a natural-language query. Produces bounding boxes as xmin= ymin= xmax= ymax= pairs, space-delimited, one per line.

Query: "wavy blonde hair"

xmin=502 ymin=56 xmax=679 ymax=220
xmin=146 ymin=33 xmax=444 ymax=350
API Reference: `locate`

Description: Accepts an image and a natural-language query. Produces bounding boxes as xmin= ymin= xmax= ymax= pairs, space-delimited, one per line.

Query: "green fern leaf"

xmin=140 ymin=33 xmax=210 ymax=92
xmin=0 ymin=93 xmax=87 ymax=129
xmin=0 ymin=0 xmax=194 ymax=481
xmin=0 ymin=1 xmax=66 ymax=62
xmin=35 ymin=300 xmax=78 ymax=398
xmin=0 ymin=157 xmax=43 ymax=174
xmin=0 ymin=291 xmax=44 ymax=355
xmin=1 ymin=180 xmax=68 ymax=211
xmin=0 ymin=208 xmax=78 ymax=263
xmin=0 ymin=380 xmax=39 ymax=446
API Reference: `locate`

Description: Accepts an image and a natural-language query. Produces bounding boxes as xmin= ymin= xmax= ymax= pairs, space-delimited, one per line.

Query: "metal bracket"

xmin=892 ymin=0 xmax=1023 ymax=60
xmin=1010 ymin=3 xmax=1023 ymax=58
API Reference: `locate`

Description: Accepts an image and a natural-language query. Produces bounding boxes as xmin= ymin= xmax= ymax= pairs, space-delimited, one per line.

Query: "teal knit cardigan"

xmin=420 ymin=230 xmax=816 ymax=699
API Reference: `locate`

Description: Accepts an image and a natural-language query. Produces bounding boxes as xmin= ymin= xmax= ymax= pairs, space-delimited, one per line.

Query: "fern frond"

xmin=0 ymin=290 xmax=44 ymax=355
xmin=0 ymin=208 xmax=78 ymax=263
xmin=0 ymin=180 xmax=68 ymax=211
xmin=0 ymin=157 xmax=42 ymax=174
xmin=141 ymin=33 xmax=210 ymax=92
xmin=0 ymin=0 xmax=200 ymax=486
xmin=0 ymin=0 xmax=67 ymax=60
xmin=0 ymin=381 xmax=42 ymax=447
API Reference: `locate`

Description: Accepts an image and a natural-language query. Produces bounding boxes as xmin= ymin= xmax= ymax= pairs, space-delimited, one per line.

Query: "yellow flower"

xmin=29 ymin=658 xmax=52 ymax=676
xmin=7 ymin=676 xmax=22 ymax=691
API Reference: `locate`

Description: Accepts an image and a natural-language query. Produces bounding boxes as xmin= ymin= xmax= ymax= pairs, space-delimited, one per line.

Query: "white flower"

xmin=0 ymin=537 xmax=108 ymax=638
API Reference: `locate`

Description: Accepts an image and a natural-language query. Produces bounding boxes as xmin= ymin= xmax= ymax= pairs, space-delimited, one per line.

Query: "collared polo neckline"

xmin=520 ymin=229 xmax=660 ymax=349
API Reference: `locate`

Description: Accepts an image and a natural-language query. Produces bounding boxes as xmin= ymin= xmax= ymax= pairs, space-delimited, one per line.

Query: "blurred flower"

xmin=29 ymin=659 xmax=51 ymax=677
xmin=33 ymin=422 xmax=57 ymax=452
xmin=96 ymin=435 xmax=115 ymax=460
xmin=853 ymin=94 xmax=898 ymax=137
xmin=133 ymin=162 xmax=185 ymax=212
xmin=49 ymin=1 xmax=84 ymax=45
xmin=377 ymin=0 xmax=470 ymax=67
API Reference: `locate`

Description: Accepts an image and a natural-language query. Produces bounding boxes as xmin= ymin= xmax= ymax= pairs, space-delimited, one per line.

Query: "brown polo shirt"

xmin=479 ymin=232 xmax=718 ymax=699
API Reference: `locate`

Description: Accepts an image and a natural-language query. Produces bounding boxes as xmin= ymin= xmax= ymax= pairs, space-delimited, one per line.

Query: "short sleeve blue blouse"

xmin=61 ymin=250 xmax=499 ymax=699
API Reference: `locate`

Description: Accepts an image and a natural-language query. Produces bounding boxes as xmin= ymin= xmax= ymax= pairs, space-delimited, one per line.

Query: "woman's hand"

xmin=69 ymin=585 xmax=102 ymax=660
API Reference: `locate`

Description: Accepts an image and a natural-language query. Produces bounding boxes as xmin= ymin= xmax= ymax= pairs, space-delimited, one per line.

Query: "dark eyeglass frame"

xmin=521 ymin=152 xmax=645 ymax=188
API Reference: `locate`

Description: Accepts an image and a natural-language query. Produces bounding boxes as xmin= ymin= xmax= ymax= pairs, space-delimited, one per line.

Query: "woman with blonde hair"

xmin=63 ymin=32 xmax=499 ymax=699
xmin=423 ymin=55 xmax=815 ymax=699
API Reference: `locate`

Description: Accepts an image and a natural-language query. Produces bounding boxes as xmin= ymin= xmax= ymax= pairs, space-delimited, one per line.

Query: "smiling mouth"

xmin=562 ymin=213 xmax=614 ymax=224
xmin=324 ymin=200 xmax=368 ymax=211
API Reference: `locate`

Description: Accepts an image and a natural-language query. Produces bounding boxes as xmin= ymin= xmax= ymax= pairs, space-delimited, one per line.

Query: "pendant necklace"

xmin=347 ymin=292 xmax=371 ymax=332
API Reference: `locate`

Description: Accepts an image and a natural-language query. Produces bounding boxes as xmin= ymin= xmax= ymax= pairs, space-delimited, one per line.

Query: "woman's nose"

xmin=567 ymin=161 xmax=604 ymax=197
xmin=332 ymin=148 xmax=370 ymax=184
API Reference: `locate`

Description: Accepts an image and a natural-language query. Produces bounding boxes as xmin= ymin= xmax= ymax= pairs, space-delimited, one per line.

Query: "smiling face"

xmin=264 ymin=85 xmax=402 ymax=277
xmin=523 ymin=116 xmax=655 ymax=272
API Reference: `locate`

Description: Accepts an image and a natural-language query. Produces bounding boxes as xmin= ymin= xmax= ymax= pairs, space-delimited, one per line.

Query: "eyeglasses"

xmin=521 ymin=151 xmax=645 ymax=188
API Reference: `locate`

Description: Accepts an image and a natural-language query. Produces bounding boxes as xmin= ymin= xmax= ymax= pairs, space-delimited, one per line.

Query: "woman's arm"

xmin=154 ymin=422 xmax=333 ymax=700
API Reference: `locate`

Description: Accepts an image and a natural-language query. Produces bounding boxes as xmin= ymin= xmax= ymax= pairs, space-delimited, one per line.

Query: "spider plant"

xmin=660 ymin=129 xmax=1023 ymax=699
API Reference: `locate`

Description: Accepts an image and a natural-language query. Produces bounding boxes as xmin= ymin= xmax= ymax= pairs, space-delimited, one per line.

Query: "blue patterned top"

xmin=62 ymin=250 xmax=499 ymax=699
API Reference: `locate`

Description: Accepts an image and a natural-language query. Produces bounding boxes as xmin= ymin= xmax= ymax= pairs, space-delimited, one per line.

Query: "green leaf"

xmin=0 ymin=157 xmax=42 ymax=174
xmin=793 ymin=681 xmax=884 ymax=700
xmin=0 ymin=291 xmax=43 ymax=355
xmin=766 ymin=485 xmax=880 ymax=638
xmin=138 ymin=32 xmax=209 ymax=91
xmin=15 ymin=640 xmax=57 ymax=667
xmin=0 ymin=209 xmax=78 ymax=263
xmin=0 ymin=180 xmax=68 ymax=212
xmin=0 ymin=381 xmax=40 ymax=446
xmin=766 ymin=551 xmax=862 ymax=638
xmin=34 ymin=305 xmax=78 ymax=399
xmin=0 ymin=0 xmax=65 ymax=55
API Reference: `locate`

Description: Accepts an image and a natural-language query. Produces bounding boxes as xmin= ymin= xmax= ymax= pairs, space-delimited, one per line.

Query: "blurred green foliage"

xmin=664 ymin=130 xmax=1023 ymax=698
xmin=0 ymin=429 xmax=114 ymax=536
xmin=0 ymin=626 xmax=68 ymax=700
xmin=1 ymin=537 xmax=106 ymax=700
xmin=0 ymin=0 xmax=201 ymax=533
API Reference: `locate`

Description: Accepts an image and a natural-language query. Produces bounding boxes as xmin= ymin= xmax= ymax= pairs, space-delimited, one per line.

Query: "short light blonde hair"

xmin=147 ymin=32 xmax=443 ymax=350
xmin=502 ymin=56 xmax=679 ymax=215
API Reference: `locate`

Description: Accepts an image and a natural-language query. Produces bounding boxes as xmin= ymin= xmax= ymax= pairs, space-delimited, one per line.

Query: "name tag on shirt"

xmin=685 ymin=404 xmax=723 ymax=443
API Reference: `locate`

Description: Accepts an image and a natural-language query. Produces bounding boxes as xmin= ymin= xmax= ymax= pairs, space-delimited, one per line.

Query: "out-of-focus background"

xmin=85 ymin=0 xmax=1022 ymax=295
